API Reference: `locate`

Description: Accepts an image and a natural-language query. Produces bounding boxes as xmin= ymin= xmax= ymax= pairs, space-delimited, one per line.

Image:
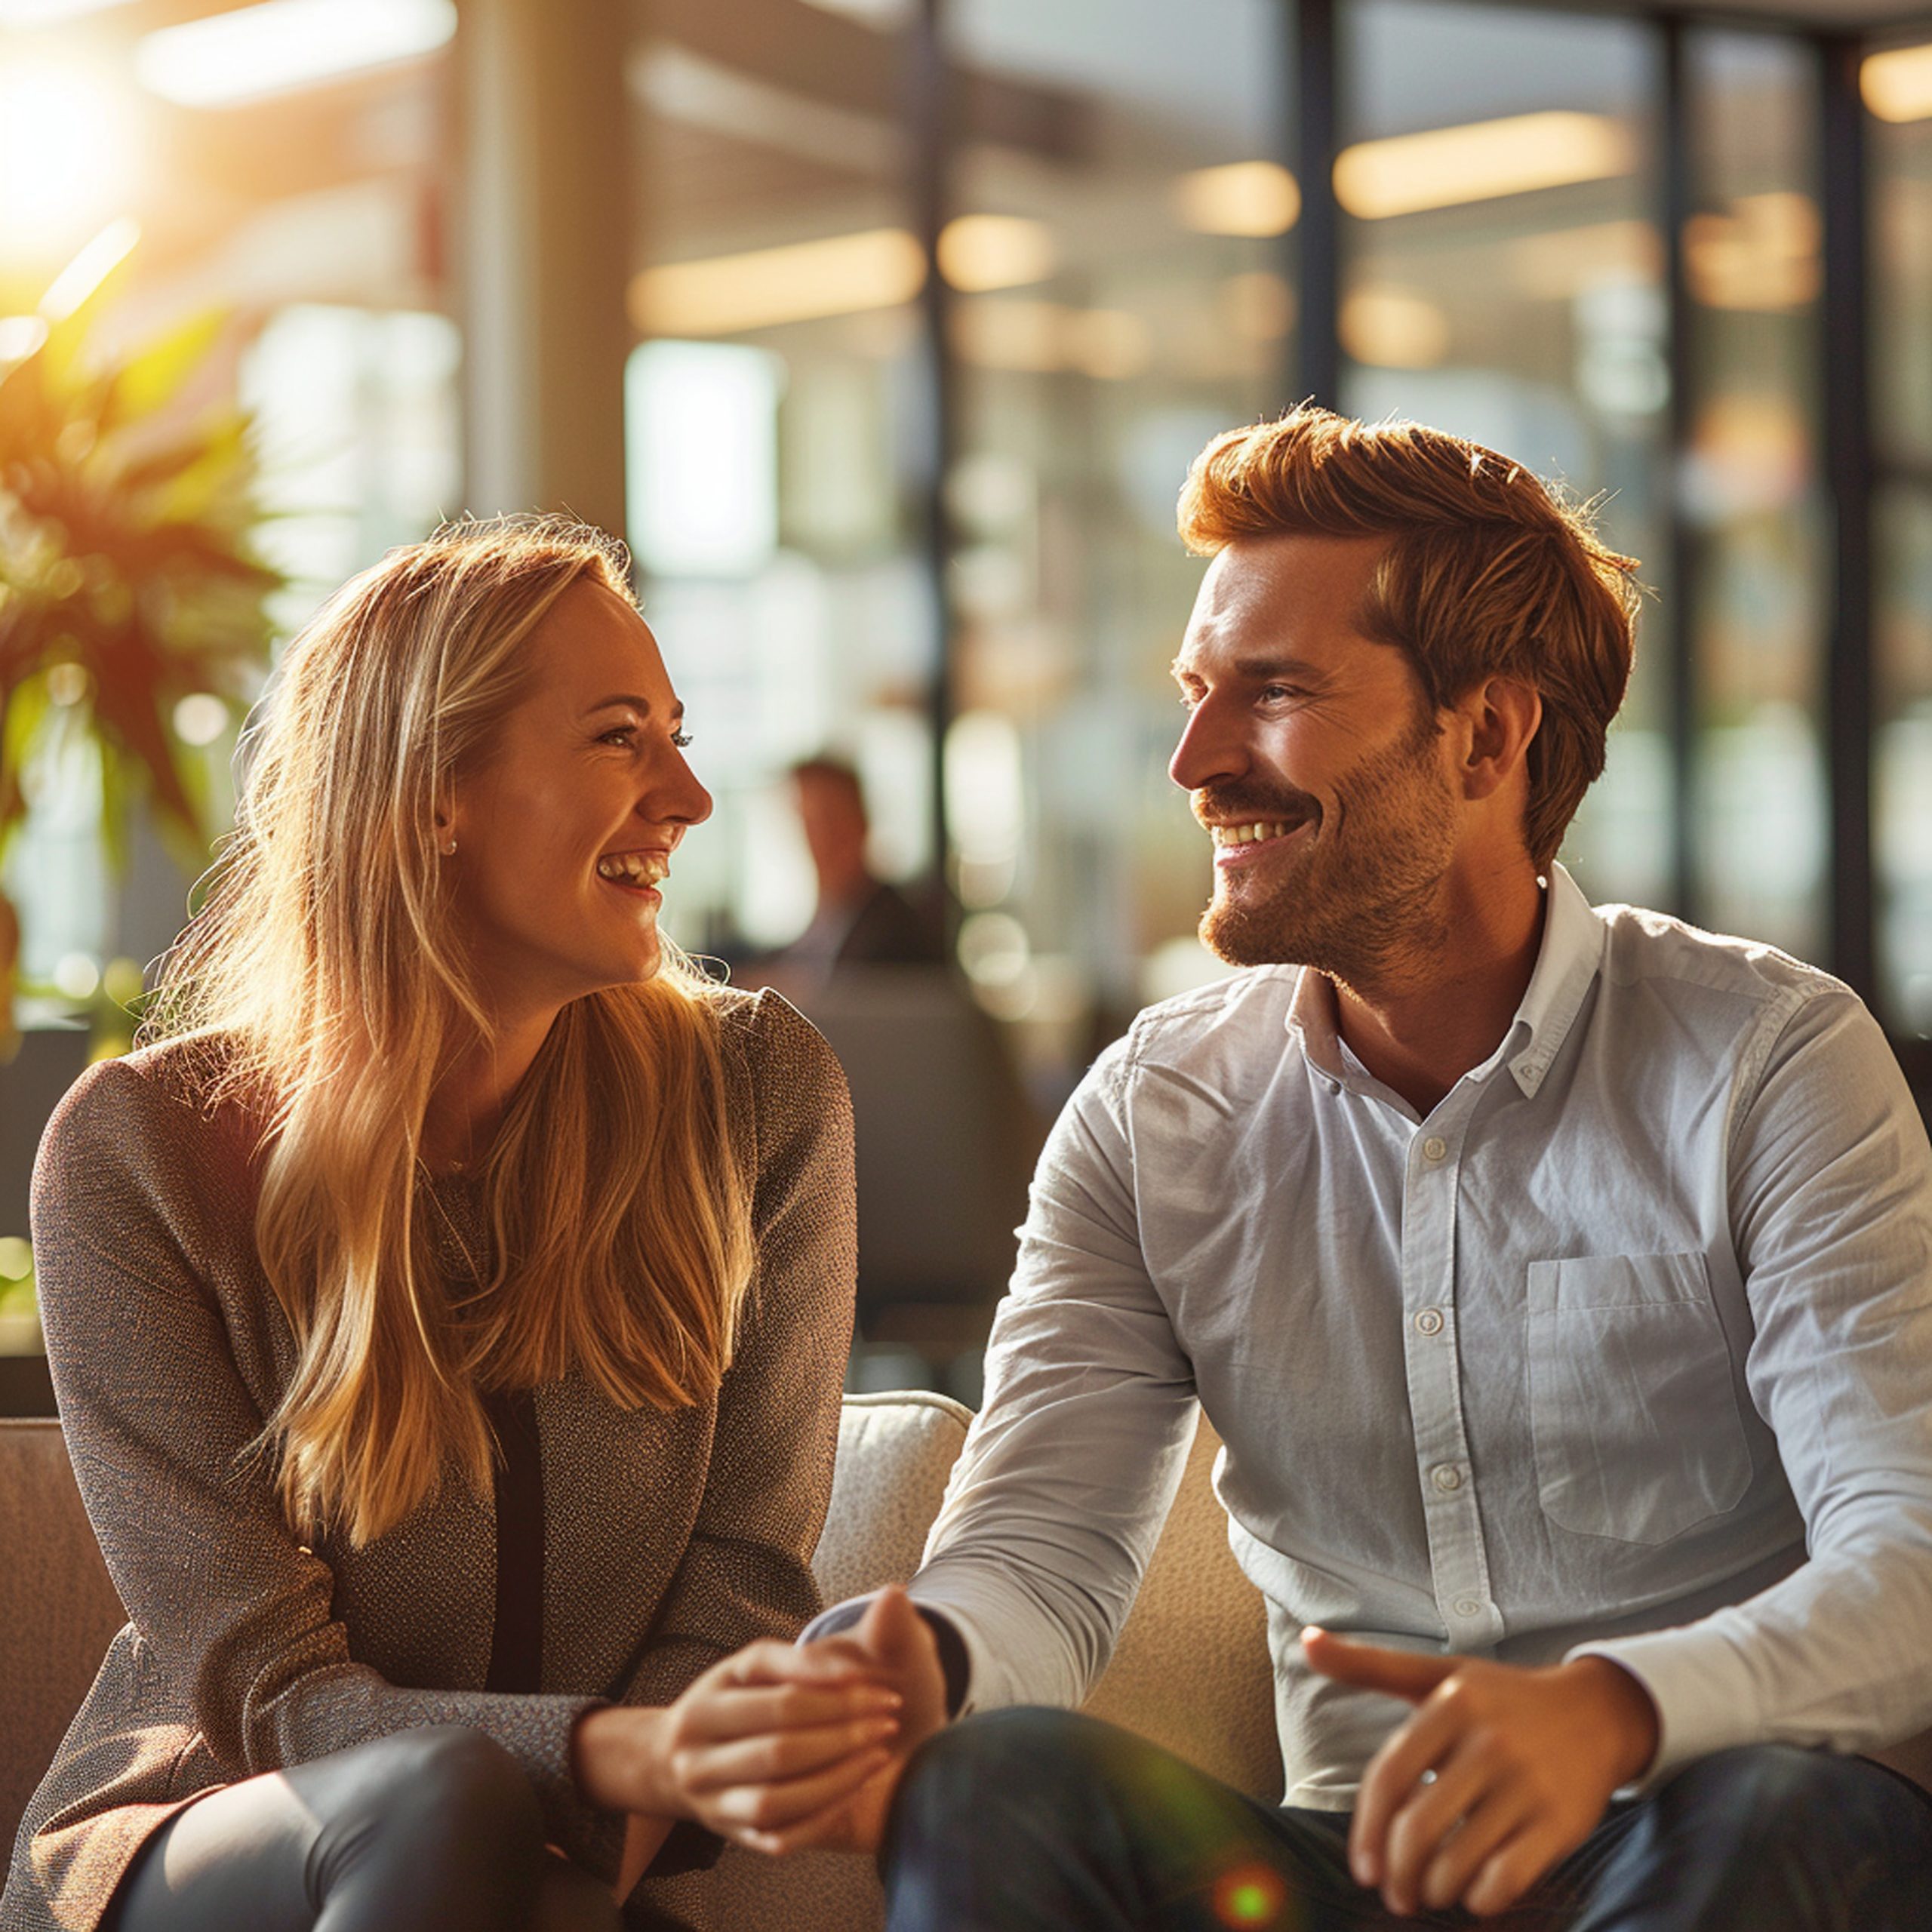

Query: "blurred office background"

xmin=4 ymin=0 xmax=1932 ymax=1390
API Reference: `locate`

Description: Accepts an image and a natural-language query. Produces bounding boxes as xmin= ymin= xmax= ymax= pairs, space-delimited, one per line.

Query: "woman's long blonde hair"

xmin=145 ymin=517 xmax=753 ymax=1546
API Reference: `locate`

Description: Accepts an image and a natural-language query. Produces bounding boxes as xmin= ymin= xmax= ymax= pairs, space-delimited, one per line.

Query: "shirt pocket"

xmin=1525 ymin=1251 xmax=1751 ymax=1545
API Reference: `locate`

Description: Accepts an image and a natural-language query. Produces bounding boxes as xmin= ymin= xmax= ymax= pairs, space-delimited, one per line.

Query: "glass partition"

xmin=942 ymin=0 xmax=1292 ymax=1069
xmin=1682 ymin=29 xmax=1826 ymax=960
xmin=626 ymin=7 xmax=931 ymax=962
xmin=1337 ymin=0 xmax=1670 ymax=912
xmin=1870 ymin=38 xmax=1932 ymax=1035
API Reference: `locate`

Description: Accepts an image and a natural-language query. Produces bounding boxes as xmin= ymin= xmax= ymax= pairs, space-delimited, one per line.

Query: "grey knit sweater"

xmin=2 ymin=990 xmax=856 ymax=1932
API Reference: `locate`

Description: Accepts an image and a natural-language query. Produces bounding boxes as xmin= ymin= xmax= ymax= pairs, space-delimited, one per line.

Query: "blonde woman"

xmin=2 ymin=520 xmax=892 ymax=1932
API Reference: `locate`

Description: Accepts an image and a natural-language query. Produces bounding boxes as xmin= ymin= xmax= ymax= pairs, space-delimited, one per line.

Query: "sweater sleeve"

xmin=620 ymin=989 xmax=857 ymax=1712
xmin=32 ymin=1055 xmax=614 ymax=1878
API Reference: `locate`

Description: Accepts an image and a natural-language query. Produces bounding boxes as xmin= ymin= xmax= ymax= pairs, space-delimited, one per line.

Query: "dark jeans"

xmin=103 ymin=1726 xmax=621 ymax=1932
xmin=883 ymin=1708 xmax=1932 ymax=1932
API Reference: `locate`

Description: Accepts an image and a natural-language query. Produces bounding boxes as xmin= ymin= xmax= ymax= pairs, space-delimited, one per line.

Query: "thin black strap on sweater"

xmin=480 ymin=1386 xmax=545 ymax=1695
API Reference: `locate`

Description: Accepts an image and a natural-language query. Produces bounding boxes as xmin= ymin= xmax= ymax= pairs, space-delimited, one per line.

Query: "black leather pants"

xmin=103 ymin=1725 xmax=622 ymax=1932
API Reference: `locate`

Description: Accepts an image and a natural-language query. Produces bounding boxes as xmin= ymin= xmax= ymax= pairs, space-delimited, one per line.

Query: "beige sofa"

xmin=1 ymin=1393 xmax=1276 ymax=1927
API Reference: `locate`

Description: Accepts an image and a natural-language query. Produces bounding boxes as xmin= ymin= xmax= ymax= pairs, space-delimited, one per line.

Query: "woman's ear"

xmin=1458 ymin=676 xmax=1542 ymax=803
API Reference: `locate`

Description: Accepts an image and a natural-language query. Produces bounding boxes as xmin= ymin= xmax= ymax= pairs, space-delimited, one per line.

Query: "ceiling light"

xmin=948 ymin=298 xmax=1151 ymax=380
xmin=1335 ymin=112 xmax=1635 ymax=221
xmin=630 ymin=229 xmax=927 ymax=337
xmin=0 ymin=0 xmax=134 ymax=21
xmin=1684 ymin=192 xmax=1820 ymax=312
xmin=1863 ymin=42 xmax=1932 ymax=123
xmin=136 ymin=0 xmax=456 ymax=109
xmin=1508 ymin=220 xmax=1663 ymax=300
xmin=1340 ymin=288 xmax=1450 ymax=368
xmin=1174 ymin=161 xmax=1301 ymax=238
xmin=937 ymin=214 xmax=1057 ymax=293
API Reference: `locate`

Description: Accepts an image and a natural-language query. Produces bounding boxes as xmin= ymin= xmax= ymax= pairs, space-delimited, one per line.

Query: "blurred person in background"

xmin=2 ymin=520 xmax=900 ymax=1932
xmin=794 ymin=408 xmax=1932 ymax=1930
xmin=768 ymin=757 xmax=946 ymax=983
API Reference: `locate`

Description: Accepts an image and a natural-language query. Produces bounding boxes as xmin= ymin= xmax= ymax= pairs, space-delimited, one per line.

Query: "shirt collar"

xmin=1503 ymin=863 xmax=1607 ymax=1096
xmin=1285 ymin=965 xmax=1346 ymax=1082
xmin=1282 ymin=863 xmax=1607 ymax=1100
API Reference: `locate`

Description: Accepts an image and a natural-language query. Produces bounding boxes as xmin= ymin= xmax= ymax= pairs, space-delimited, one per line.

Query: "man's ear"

xmin=1456 ymin=675 xmax=1542 ymax=803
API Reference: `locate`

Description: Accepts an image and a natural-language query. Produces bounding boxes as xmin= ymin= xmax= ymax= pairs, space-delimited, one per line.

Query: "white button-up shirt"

xmin=902 ymin=866 xmax=1932 ymax=1807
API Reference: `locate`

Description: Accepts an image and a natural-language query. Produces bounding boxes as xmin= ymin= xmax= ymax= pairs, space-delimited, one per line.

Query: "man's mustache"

xmin=1190 ymin=786 xmax=1320 ymax=830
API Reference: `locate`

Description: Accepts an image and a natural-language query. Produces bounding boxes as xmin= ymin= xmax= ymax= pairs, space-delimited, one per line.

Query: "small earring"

xmin=440 ymin=836 xmax=457 ymax=857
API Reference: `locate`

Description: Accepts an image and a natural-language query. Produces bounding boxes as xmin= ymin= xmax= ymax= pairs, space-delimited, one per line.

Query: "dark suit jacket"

xmin=2 ymin=992 xmax=856 ymax=1932
xmin=833 ymin=883 xmax=947 ymax=969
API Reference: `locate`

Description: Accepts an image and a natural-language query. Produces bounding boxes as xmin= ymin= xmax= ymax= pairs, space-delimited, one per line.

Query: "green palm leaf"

xmin=0 ymin=269 xmax=280 ymax=1032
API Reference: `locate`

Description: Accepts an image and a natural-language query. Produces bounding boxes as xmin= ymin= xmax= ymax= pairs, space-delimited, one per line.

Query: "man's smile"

xmin=1209 ymin=820 xmax=1316 ymax=869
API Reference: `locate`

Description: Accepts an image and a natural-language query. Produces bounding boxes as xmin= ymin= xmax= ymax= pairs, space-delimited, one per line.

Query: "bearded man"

xmin=796 ymin=408 xmax=1932 ymax=1929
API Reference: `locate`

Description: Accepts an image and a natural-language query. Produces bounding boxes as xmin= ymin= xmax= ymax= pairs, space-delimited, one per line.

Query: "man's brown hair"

xmin=1177 ymin=407 xmax=1641 ymax=871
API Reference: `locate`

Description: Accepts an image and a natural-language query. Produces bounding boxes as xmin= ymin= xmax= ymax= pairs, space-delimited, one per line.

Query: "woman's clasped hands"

xmin=572 ymin=1637 xmax=901 ymax=1867
xmin=572 ymin=1586 xmax=949 ymax=1884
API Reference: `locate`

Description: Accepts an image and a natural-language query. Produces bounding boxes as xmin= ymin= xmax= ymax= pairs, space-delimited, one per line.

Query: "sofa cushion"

xmin=0 ymin=1420 xmax=127 ymax=1860
xmin=813 ymin=1390 xmax=976 ymax=1605
xmin=2 ymin=1393 xmax=1276 ymax=1930
xmin=1086 ymin=1413 xmax=1278 ymax=1800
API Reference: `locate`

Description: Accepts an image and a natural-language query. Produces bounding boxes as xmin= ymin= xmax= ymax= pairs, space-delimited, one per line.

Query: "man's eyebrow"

xmin=1168 ymin=655 xmax=1329 ymax=683
xmin=583 ymin=694 xmax=685 ymax=719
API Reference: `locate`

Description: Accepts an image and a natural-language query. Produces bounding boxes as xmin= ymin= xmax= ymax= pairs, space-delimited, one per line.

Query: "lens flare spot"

xmin=1214 ymin=1863 xmax=1289 ymax=1927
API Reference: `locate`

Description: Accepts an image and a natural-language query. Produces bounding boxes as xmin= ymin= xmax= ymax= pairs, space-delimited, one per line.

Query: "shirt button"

xmin=1454 ymin=1598 xmax=1482 ymax=1618
xmin=1430 ymin=1463 xmax=1464 ymax=1493
xmin=1422 ymin=1135 xmax=1447 ymax=1162
xmin=1414 ymin=1308 xmax=1444 ymax=1336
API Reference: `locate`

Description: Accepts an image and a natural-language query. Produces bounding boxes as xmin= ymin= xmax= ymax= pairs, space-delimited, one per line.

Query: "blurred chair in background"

xmin=790 ymin=968 xmax=1042 ymax=1401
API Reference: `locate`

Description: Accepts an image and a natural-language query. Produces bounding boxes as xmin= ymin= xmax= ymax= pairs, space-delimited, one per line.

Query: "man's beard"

xmin=1198 ymin=718 xmax=1459 ymax=983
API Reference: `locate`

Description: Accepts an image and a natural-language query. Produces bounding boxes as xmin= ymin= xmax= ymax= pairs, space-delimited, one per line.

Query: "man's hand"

xmin=742 ymin=1586 xmax=952 ymax=1856
xmin=1302 ymin=1627 xmax=1659 ymax=1919
xmin=571 ymin=1638 xmax=901 ymax=1870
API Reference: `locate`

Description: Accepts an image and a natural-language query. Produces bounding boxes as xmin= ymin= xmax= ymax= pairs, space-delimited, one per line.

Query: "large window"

xmin=0 ymin=0 xmax=460 ymax=1010
xmin=626 ymin=5 xmax=931 ymax=963
xmin=1339 ymin=0 xmax=1669 ymax=909
xmin=942 ymin=0 xmax=1292 ymax=1052
xmin=1870 ymin=37 xmax=1932 ymax=1038
xmin=4 ymin=0 xmax=1927 ymax=1078
xmin=1683 ymin=30 xmax=1826 ymax=962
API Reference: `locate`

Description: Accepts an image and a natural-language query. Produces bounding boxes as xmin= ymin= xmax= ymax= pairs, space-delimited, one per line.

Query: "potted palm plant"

xmin=0 ymin=248 xmax=279 ymax=1410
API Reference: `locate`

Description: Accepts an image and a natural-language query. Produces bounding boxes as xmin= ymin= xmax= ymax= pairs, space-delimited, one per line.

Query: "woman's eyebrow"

xmin=582 ymin=694 xmax=686 ymax=721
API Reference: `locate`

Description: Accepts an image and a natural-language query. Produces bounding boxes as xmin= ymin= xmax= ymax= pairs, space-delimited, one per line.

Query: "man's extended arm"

xmin=890 ymin=1037 xmax=1201 ymax=1712
xmin=786 ymin=1038 xmax=1200 ymax=1840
